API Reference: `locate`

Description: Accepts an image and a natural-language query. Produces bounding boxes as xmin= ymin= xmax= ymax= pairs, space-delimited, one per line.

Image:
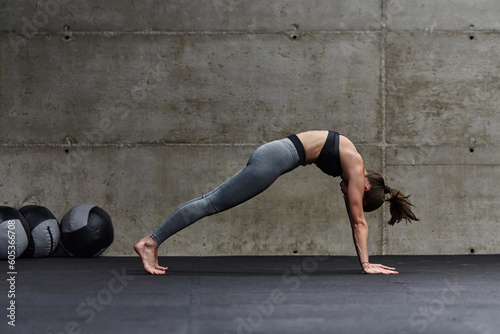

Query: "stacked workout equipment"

xmin=0 ymin=204 xmax=114 ymax=259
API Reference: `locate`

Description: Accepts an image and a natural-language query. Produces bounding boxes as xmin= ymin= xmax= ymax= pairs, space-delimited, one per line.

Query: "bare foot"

xmin=134 ymin=236 xmax=168 ymax=275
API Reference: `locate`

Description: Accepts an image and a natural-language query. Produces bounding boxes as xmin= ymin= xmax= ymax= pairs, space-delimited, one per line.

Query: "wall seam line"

xmin=381 ymin=0 xmax=388 ymax=256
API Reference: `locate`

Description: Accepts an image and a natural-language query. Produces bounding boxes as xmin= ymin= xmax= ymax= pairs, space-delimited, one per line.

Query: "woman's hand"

xmin=362 ymin=263 xmax=399 ymax=275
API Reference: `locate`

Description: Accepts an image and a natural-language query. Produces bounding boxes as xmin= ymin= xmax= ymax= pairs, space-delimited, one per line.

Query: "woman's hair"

xmin=363 ymin=171 xmax=419 ymax=225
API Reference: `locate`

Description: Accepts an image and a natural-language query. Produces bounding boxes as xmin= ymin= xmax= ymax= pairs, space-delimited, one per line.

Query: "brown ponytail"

xmin=363 ymin=171 xmax=419 ymax=225
xmin=385 ymin=188 xmax=419 ymax=225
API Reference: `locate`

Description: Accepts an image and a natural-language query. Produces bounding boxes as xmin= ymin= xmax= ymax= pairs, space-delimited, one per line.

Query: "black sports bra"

xmin=288 ymin=131 xmax=343 ymax=177
xmin=313 ymin=131 xmax=342 ymax=177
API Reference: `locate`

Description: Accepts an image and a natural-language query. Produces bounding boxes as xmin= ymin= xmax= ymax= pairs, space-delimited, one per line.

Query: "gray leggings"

xmin=150 ymin=138 xmax=300 ymax=245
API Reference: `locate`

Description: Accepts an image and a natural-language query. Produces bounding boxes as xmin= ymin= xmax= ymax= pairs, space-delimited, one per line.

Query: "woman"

xmin=135 ymin=130 xmax=418 ymax=275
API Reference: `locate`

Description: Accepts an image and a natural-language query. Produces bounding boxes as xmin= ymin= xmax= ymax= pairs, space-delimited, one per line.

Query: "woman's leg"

xmin=135 ymin=138 xmax=300 ymax=273
xmin=152 ymin=137 xmax=300 ymax=243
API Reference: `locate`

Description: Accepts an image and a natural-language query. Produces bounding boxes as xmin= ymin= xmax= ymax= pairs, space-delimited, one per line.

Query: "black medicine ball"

xmin=60 ymin=204 xmax=114 ymax=257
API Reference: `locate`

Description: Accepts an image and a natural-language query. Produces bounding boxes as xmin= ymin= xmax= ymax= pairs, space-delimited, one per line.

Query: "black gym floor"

xmin=3 ymin=255 xmax=499 ymax=334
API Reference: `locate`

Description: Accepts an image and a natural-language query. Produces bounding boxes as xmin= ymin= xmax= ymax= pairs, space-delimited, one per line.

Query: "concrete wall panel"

xmin=386 ymin=33 xmax=500 ymax=145
xmin=2 ymin=33 xmax=381 ymax=145
xmin=1 ymin=0 xmax=381 ymax=32
xmin=386 ymin=165 xmax=500 ymax=255
xmin=386 ymin=0 xmax=500 ymax=31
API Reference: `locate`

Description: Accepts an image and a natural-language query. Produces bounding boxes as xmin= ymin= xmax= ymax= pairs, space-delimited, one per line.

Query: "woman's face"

xmin=340 ymin=177 xmax=371 ymax=201
xmin=339 ymin=180 xmax=348 ymax=199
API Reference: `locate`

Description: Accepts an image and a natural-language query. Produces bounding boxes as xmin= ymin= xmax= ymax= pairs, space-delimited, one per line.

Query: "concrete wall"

xmin=1 ymin=0 xmax=499 ymax=256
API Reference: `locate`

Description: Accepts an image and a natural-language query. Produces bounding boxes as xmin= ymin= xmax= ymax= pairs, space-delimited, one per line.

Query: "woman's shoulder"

xmin=338 ymin=134 xmax=356 ymax=152
xmin=339 ymin=135 xmax=363 ymax=170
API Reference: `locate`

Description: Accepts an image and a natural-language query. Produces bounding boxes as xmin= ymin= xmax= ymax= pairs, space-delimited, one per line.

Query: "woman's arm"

xmin=341 ymin=162 xmax=371 ymax=271
xmin=339 ymin=138 xmax=398 ymax=275
xmin=343 ymin=196 xmax=369 ymax=264
xmin=341 ymin=174 xmax=398 ymax=275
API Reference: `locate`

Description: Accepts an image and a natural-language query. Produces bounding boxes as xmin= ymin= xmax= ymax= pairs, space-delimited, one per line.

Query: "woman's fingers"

xmin=371 ymin=263 xmax=396 ymax=270
xmin=365 ymin=263 xmax=399 ymax=274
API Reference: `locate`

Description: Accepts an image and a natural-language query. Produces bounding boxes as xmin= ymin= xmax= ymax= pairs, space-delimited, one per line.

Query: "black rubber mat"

xmin=2 ymin=255 xmax=499 ymax=334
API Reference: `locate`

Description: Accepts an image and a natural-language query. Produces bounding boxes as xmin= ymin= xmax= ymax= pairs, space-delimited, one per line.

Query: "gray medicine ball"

xmin=19 ymin=205 xmax=61 ymax=258
xmin=0 ymin=206 xmax=30 ymax=259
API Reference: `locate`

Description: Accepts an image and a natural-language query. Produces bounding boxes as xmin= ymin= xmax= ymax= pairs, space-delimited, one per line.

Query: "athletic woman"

xmin=135 ymin=130 xmax=418 ymax=275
